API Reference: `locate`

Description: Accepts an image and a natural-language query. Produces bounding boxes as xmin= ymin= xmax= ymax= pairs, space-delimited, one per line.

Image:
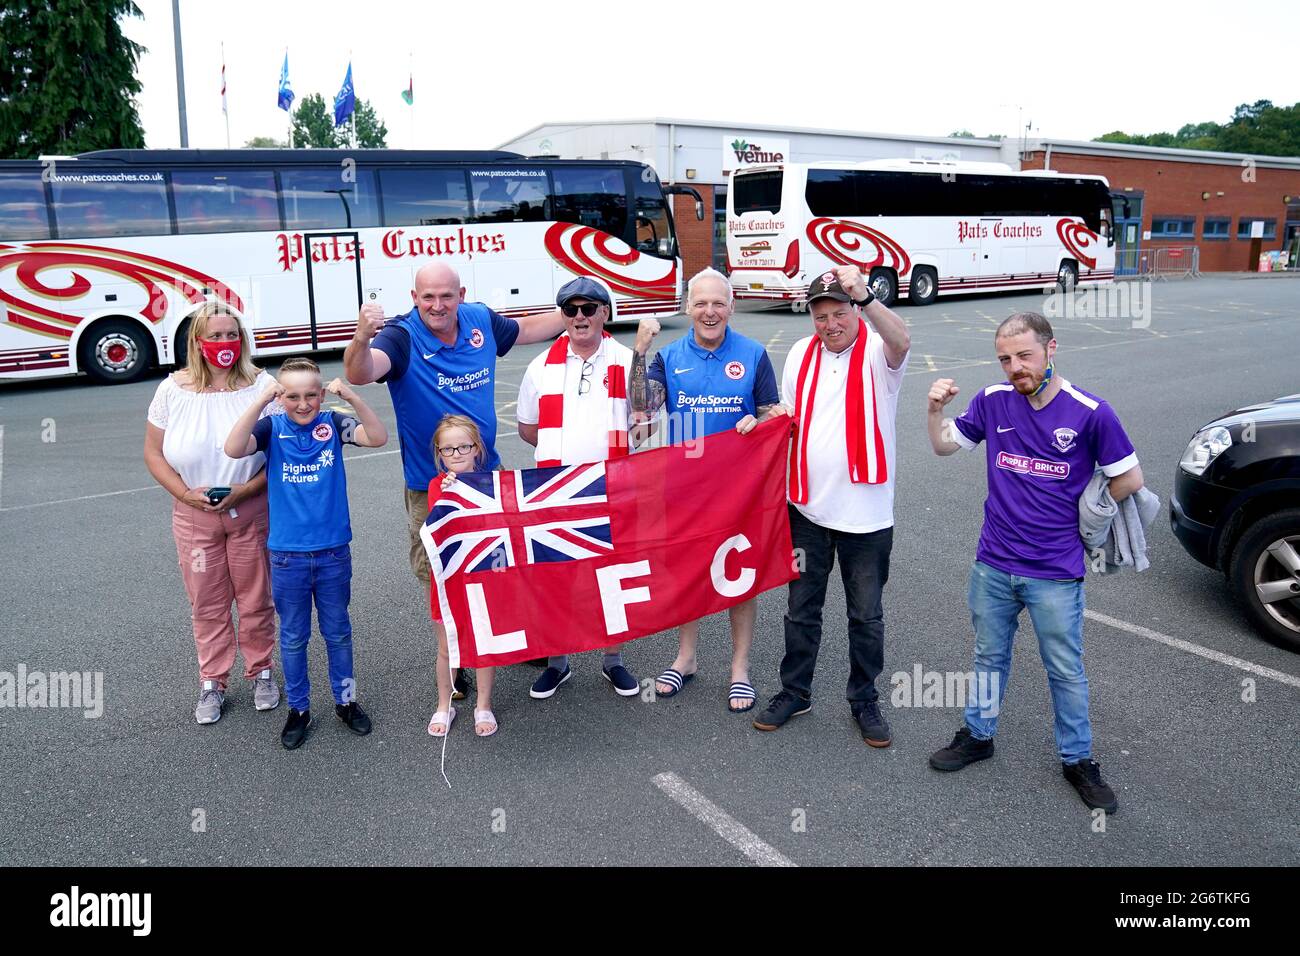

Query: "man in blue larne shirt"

xmin=344 ymin=262 xmax=566 ymax=692
xmin=630 ymin=267 xmax=788 ymax=713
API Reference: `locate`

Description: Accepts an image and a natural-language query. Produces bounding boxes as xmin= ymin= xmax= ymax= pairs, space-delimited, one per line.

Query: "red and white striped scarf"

xmin=788 ymin=318 xmax=888 ymax=504
xmin=535 ymin=333 xmax=630 ymax=468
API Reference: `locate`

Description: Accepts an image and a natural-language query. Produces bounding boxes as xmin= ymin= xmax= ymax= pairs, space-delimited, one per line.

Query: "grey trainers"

xmin=195 ymin=680 xmax=225 ymax=724
xmin=253 ymin=669 xmax=280 ymax=711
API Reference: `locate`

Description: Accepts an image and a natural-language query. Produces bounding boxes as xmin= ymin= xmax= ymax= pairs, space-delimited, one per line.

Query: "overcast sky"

xmin=126 ymin=0 xmax=1299 ymax=152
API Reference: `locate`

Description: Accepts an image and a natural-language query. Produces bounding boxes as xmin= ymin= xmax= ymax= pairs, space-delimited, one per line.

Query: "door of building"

xmin=1112 ymin=192 xmax=1143 ymax=276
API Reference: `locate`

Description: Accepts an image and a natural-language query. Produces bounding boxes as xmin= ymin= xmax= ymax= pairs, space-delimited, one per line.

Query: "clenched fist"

xmin=928 ymin=378 xmax=959 ymax=413
xmin=634 ymin=317 xmax=661 ymax=354
xmin=356 ymin=303 xmax=386 ymax=341
xmin=834 ymin=265 xmax=869 ymax=301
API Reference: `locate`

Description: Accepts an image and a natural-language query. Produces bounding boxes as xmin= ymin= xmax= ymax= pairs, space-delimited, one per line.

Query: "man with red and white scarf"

xmin=753 ymin=266 xmax=911 ymax=746
xmin=517 ymin=276 xmax=641 ymax=701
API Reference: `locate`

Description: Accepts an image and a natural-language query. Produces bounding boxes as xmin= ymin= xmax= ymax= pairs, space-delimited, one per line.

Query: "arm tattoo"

xmin=756 ymin=403 xmax=776 ymax=419
xmin=646 ymin=380 xmax=666 ymax=416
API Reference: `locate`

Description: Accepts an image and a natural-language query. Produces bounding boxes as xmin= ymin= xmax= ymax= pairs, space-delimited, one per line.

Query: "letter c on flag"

xmin=711 ymin=535 xmax=755 ymax=598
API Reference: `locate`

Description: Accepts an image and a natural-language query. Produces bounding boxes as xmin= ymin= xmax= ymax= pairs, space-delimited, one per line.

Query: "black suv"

xmin=1171 ymin=394 xmax=1300 ymax=652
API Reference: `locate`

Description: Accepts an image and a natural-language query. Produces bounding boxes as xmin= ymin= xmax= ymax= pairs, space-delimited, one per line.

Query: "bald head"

xmin=414 ymin=262 xmax=461 ymax=293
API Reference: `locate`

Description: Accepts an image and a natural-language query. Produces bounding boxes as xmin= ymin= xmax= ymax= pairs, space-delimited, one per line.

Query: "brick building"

xmin=498 ymin=120 xmax=1300 ymax=281
xmin=1019 ymin=139 xmax=1300 ymax=273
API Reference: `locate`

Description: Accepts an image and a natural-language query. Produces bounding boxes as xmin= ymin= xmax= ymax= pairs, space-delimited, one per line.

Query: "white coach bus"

xmin=0 ymin=149 xmax=700 ymax=383
xmin=726 ymin=159 xmax=1115 ymax=308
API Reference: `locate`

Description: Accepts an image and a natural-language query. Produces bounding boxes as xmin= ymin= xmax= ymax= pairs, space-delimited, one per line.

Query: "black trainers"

xmin=752 ymin=690 xmax=812 ymax=731
xmin=1063 ymin=758 xmax=1119 ymax=814
xmin=529 ymin=666 xmax=571 ymax=699
xmin=852 ymin=701 xmax=892 ymax=747
xmin=452 ymin=668 xmax=473 ymax=700
xmin=281 ymin=708 xmax=313 ymax=750
xmin=929 ymin=726 xmax=994 ymax=771
xmin=602 ymin=664 xmax=639 ymax=697
xmin=335 ymin=701 xmax=372 ymax=736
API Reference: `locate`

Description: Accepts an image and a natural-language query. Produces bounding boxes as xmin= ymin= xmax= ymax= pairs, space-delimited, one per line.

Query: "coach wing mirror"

xmin=663 ymin=185 xmax=706 ymax=220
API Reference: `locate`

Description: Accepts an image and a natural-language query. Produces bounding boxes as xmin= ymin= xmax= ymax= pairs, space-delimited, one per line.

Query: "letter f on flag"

xmin=334 ymin=62 xmax=356 ymax=127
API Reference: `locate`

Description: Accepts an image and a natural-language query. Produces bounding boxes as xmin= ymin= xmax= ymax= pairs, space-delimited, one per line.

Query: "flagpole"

xmin=222 ymin=42 xmax=231 ymax=148
xmin=409 ymin=51 xmax=413 ymax=150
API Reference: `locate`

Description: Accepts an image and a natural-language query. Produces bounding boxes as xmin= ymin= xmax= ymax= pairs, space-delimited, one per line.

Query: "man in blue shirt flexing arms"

xmin=344 ymin=262 xmax=566 ymax=690
xmin=631 ymin=266 xmax=789 ymax=713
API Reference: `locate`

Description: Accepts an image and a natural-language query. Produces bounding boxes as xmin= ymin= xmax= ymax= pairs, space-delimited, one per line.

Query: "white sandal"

xmin=474 ymin=709 xmax=498 ymax=737
xmin=427 ymin=707 xmax=456 ymax=737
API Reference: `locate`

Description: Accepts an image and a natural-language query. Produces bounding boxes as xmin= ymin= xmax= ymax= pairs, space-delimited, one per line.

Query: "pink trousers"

xmin=171 ymin=492 xmax=276 ymax=689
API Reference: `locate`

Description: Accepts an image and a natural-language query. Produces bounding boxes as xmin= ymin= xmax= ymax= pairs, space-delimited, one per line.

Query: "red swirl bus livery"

xmin=726 ymin=160 xmax=1114 ymax=309
xmin=0 ymin=149 xmax=691 ymax=383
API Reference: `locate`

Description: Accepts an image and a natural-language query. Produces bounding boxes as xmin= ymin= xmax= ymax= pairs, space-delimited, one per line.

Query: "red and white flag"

xmin=221 ymin=57 xmax=227 ymax=116
xmin=420 ymin=417 xmax=797 ymax=668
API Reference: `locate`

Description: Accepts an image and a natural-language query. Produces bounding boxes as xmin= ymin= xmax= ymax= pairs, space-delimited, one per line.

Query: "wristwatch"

xmin=852 ymin=289 xmax=875 ymax=308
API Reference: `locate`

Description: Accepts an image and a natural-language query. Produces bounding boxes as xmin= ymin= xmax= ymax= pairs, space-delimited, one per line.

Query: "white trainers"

xmin=253 ymin=669 xmax=280 ymax=711
xmin=195 ymin=680 xmax=225 ymax=724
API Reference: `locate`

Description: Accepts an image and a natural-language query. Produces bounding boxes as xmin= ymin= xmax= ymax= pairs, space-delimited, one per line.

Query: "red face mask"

xmin=200 ymin=338 xmax=241 ymax=369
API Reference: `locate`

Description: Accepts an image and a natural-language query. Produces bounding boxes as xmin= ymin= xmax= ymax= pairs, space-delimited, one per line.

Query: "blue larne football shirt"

xmin=253 ymin=410 xmax=360 ymax=552
xmin=647 ymin=327 xmax=778 ymax=444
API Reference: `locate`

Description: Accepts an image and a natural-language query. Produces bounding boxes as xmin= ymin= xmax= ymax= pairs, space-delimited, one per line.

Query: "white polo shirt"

xmin=517 ymin=336 xmax=635 ymax=465
xmin=781 ymin=330 xmax=907 ymax=533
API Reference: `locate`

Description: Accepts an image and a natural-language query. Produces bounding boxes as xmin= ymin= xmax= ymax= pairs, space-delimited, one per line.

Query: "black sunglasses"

xmin=561 ymin=302 xmax=603 ymax=318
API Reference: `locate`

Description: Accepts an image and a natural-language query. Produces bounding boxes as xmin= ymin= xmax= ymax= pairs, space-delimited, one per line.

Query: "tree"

xmin=244 ymin=135 xmax=287 ymax=148
xmin=354 ymin=100 xmax=387 ymax=148
xmin=0 ymin=0 xmax=146 ymax=158
xmin=291 ymin=93 xmax=342 ymax=148
xmin=1095 ymin=101 xmax=1300 ymax=157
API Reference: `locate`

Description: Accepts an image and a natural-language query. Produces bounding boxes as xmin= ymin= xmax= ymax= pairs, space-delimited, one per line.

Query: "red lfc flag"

xmin=420 ymin=417 xmax=797 ymax=669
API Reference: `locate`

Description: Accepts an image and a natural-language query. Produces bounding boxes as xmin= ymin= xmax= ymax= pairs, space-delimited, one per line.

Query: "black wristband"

xmin=853 ymin=291 xmax=875 ymax=308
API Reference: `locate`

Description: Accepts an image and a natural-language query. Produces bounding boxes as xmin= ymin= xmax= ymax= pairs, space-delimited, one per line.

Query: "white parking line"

xmin=652 ymin=772 xmax=796 ymax=867
xmin=1085 ymin=609 xmax=1300 ymax=690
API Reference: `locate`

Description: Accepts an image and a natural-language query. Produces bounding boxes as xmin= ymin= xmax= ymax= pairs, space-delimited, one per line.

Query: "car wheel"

xmin=77 ymin=319 xmax=153 ymax=385
xmin=1229 ymin=508 xmax=1300 ymax=653
xmin=868 ymin=269 xmax=897 ymax=308
xmin=908 ymin=267 xmax=938 ymax=306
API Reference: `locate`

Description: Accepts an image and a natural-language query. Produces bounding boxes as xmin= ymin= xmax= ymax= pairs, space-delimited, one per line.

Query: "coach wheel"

xmin=908 ymin=267 xmax=938 ymax=306
xmin=1230 ymin=510 xmax=1300 ymax=654
xmin=78 ymin=319 xmax=153 ymax=385
xmin=868 ymin=269 xmax=897 ymax=308
xmin=1056 ymin=260 xmax=1078 ymax=292
xmin=172 ymin=319 xmax=192 ymax=368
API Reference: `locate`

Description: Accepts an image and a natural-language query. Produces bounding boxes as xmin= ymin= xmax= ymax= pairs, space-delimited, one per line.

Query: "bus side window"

xmin=173 ymin=169 xmax=280 ymax=234
xmin=280 ymin=168 xmax=378 ymax=230
xmin=469 ymin=171 xmax=548 ymax=224
xmin=0 ymin=172 xmax=51 ymax=240
xmin=379 ymin=168 xmax=469 ymax=226
xmin=51 ymin=170 xmax=170 ymax=239
xmin=552 ymin=166 xmax=628 ymax=238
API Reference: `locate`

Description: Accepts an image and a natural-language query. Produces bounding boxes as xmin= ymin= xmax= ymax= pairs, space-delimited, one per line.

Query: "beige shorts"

xmin=404 ymin=486 xmax=433 ymax=587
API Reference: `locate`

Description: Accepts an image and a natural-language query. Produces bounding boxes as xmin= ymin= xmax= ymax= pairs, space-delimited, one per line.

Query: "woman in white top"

xmin=144 ymin=303 xmax=280 ymax=725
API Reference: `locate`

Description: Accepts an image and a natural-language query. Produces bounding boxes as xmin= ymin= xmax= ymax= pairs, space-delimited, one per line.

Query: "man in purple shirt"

xmin=925 ymin=311 xmax=1144 ymax=815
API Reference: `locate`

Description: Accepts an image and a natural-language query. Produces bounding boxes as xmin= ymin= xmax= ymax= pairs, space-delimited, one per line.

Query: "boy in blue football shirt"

xmin=226 ymin=357 xmax=388 ymax=749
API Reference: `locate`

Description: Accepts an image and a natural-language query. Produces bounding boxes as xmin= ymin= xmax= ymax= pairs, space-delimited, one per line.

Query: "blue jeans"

xmin=964 ymin=561 xmax=1091 ymax=763
xmin=270 ymin=546 xmax=354 ymax=713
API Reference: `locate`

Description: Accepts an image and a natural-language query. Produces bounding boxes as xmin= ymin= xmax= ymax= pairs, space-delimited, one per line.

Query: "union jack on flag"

xmin=423 ymin=462 xmax=614 ymax=577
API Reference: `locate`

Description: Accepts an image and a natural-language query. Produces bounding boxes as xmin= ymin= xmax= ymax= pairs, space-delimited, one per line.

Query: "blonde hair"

xmin=185 ymin=303 xmax=258 ymax=390
xmin=278 ymin=356 xmax=321 ymax=379
xmin=432 ymin=414 xmax=485 ymax=473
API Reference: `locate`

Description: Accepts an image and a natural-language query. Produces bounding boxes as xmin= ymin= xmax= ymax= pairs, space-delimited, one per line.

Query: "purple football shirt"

xmin=952 ymin=378 xmax=1137 ymax=579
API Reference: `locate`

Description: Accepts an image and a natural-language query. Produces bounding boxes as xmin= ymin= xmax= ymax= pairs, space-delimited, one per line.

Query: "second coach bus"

xmin=0 ymin=149 xmax=699 ymax=383
xmin=727 ymin=159 xmax=1115 ymax=308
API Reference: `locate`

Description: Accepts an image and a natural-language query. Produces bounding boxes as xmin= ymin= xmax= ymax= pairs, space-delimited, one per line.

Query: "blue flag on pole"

xmin=277 ymin=52 xmax=294 ymax=111
xmin=333 ymin=62 xmax=356 ymax=127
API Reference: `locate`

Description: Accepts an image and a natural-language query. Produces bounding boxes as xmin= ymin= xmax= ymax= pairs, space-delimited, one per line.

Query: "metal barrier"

xmin=1112 ymin=246 xmax=1200 ymax=280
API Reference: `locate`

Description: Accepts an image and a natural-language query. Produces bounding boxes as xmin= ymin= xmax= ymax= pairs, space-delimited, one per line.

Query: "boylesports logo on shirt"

xmin=469 ymin=328 xmax=484 ymax=349
xmin=437 ymin=367 xmax=491 ymax=392
xmin=677 ymin=392 xmax=744 ymax=410
xmin=313 ymin=422 xmax=333 ymax=441
xmin=725 ymin=361 xmax=745 ymax=380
